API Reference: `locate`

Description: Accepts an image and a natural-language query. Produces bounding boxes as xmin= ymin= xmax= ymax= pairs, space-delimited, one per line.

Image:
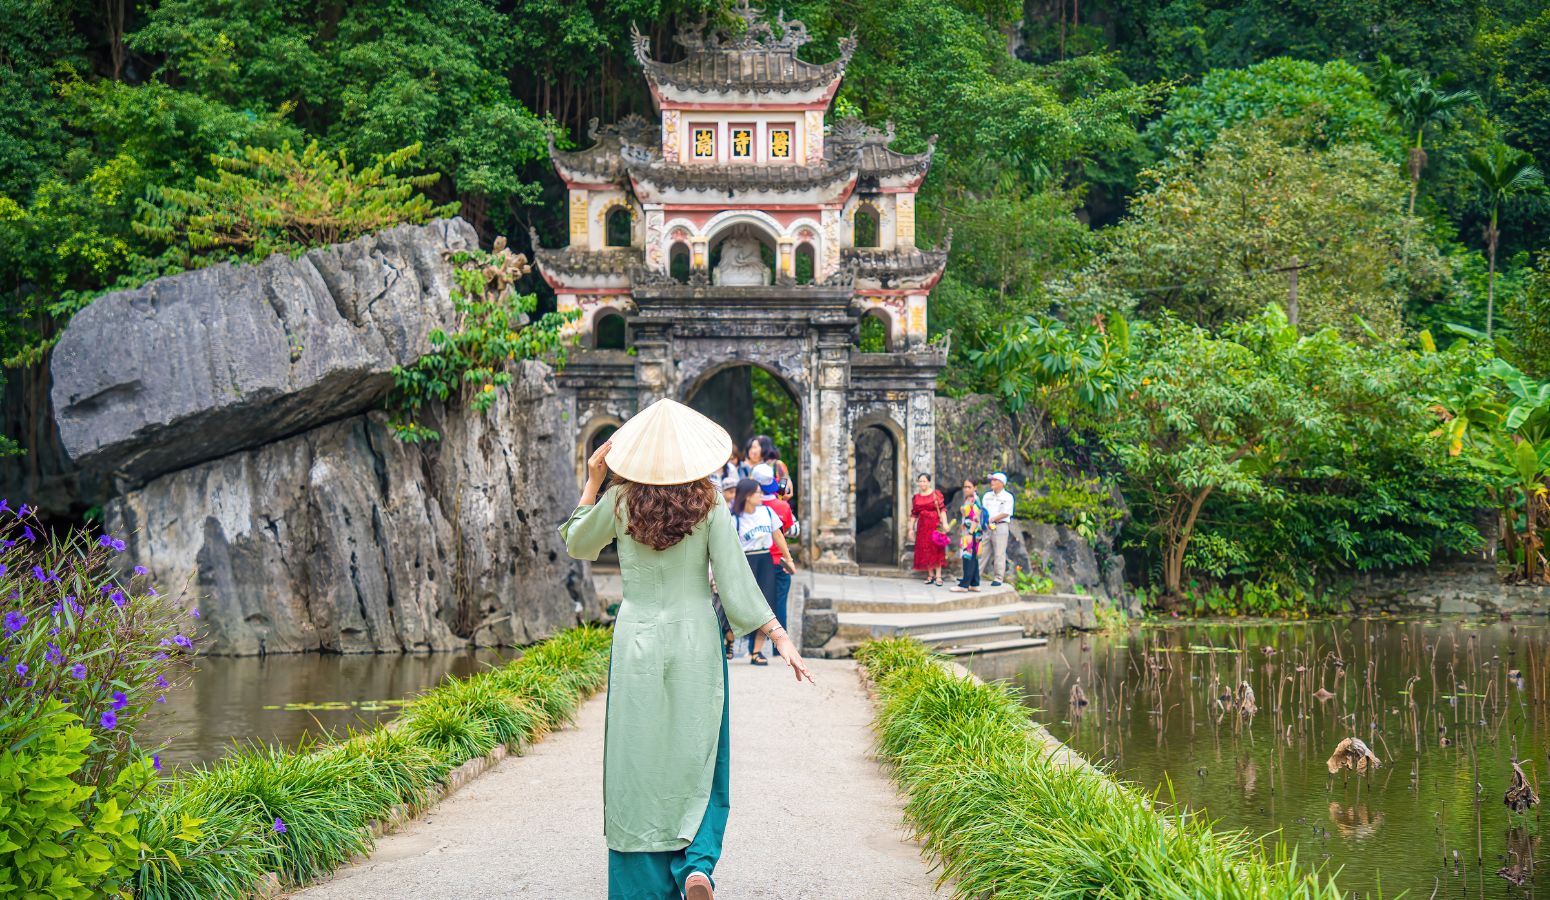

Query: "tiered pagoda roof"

xmin=630 ymin=2 xmax=856 ymax=101
xmin=843 ymin=230 xmax=952 ymax=289
xmin=826 ymin=119 xmax=936 ymax=182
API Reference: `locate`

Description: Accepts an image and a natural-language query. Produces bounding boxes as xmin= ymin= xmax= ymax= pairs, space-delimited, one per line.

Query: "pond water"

xmin=140 ymin=649 xmax=513 ymax=767
xmin=967 ymin=619 xmax=1550 ymax=899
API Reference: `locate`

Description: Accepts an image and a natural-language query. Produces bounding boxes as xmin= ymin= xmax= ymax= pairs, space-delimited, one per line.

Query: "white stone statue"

xmin=711 ymin=236 xmax=771 ymax=286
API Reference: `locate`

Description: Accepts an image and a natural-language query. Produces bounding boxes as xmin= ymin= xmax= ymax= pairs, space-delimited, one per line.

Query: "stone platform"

xmin=593 ymin=567 xmax=1089 ymax=657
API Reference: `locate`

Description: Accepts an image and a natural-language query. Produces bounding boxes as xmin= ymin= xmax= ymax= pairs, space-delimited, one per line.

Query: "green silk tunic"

xmin=561 ymin=489 xmax=775 ymax=853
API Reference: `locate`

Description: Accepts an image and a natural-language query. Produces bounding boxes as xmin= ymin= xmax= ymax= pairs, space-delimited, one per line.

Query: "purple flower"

xmin=30 ymin=566 xmax=43 ymax=581
xmin=66 ymin=597 xmax=81 ymax=616
xmin=14 ymin=663 xmax=26 ymax=676
xmin=111 ymin=539 xmax=125 ymax=552
xmin=3 ymin=611 xmax=25 ymax=634
xmin=155 ymin=675 xmax=169 ymax=688
xmin=20 ymin=526 xmax=34 ymax=542
xmin=152 ymin=754 xmax=161 ymax=772
xmin=156 ymin=694 xmax=166 ymax=703
xmin=99 ymin=710 xmax=117 ymax=729
xmin=110 ymin=590 xmax=125 ymax=608
xmin=273 ymin=817 xmax=287 ymax=834
xmin=98 ymin=534 xmax=113 ymax=548
xmin=153 ymin=652 xmax=168 ymax=661
xmin=0 ymin=563 xmax=6 ymax=576
xmin=44 ymin=643 xmax=62 ymax=664
xmin=16 ymin=504 xmax=27 ymax=516
xmin=69 ymin=663 xmax=86 ymax=680
xmin=0 ymin=499 xmax=8 ymax=512
xmin=190 ymin=608 xmax=201 ymax=619
xmin=147 ymin=588 xmax=158 ymax=597
xmin=111 ymin=691 xmax=128 ymax=710
xmin=172 ymin=635 xmax=192 ymax=650
xmin=100 ymin=583 xmax=113 ymax=595
xmin=134 ymin=566 xmax=147 ymax=576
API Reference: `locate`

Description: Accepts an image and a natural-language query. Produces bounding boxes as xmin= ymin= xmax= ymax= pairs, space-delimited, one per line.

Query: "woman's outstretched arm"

xmin=709 ymin=503 xmax=813 ymax=684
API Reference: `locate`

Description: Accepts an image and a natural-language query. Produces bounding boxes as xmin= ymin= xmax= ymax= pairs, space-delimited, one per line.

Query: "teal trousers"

xmin=607 ymin=655 xmax=731 ymax=899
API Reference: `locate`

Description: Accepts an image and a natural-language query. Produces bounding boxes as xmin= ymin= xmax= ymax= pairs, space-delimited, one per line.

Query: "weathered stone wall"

xmin=106 ymin=363 xmax=597 ymax=655
xmin=1349 ymin=560 xmax=1550 ymax=616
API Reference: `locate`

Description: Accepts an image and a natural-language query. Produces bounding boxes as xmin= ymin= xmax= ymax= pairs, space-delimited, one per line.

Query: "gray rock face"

xmin=52 ymin=219 xmax=478 ymax=486
xmin=933 ymin=393 xmax=1041 ymax=491
xmin=1004 ymin=519 xmax=1127 ymax=601
xmin=106 ymin=362 xmax=599 ymax=654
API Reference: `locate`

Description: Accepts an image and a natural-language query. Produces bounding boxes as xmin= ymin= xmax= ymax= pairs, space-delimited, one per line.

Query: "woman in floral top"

xmin=950 ymin=478 xmax=986 ymax=593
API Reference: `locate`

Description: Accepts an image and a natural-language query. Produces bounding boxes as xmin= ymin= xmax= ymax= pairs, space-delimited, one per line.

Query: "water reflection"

xmin=967 ymin=618 xmax=1550 ymax=898
xmin=141 ymin=649 xmax=512 ymax=766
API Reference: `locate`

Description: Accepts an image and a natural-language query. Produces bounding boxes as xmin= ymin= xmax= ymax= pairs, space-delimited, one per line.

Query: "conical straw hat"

xmin=606 ymin=398 xmax=732 ymax=485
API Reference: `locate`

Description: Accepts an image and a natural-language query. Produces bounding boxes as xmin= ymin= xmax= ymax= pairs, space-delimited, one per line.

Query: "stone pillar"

xmin=631 ymin=322 xmax=676 ymax=409
xmin=906 ymin=389 xmax=935 ymax=499
xmin=811 ymin=319 xmax=857 ymax=571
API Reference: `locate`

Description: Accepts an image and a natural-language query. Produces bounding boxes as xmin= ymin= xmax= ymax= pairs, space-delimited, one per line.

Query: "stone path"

xmin=289 ymin=657 xmax=942 ymax=899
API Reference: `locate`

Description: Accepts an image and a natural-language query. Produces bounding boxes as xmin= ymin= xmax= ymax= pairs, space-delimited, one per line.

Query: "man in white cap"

xmin=982 ymin=472 xmax=1015 ymax=586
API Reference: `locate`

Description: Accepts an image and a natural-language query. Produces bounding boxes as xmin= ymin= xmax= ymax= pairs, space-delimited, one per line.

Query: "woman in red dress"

xmin=908 ymin=473 xmax=948 ymax=585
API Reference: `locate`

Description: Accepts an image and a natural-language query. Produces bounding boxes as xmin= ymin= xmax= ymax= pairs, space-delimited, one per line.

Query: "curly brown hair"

xmin=614 ymin=478 xmax=721 ymax=551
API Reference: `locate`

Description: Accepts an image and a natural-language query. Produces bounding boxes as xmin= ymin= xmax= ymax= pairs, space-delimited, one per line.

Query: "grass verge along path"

xmin=133 ymin=626 xmax=613 ymax=899
xmin=856 ymin=637 xmax=1343 ymax=900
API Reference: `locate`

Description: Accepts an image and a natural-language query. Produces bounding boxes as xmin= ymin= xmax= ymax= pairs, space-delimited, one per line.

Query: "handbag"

xmin=928 ymin=492 xmax=951 ymax=549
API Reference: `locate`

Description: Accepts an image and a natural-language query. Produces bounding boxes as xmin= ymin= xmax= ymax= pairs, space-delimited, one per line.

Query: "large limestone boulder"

xmin=105 ymin=362 xmax=598 ymax=654
xmin=51 ymin=219 xmax=477 ymax=486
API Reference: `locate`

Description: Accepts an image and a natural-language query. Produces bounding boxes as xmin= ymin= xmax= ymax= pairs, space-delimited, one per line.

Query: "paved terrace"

xmin=290 ymin=657 xmax=943 ymax=899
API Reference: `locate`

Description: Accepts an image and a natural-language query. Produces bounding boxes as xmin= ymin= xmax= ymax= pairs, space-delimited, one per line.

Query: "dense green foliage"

xmin=6 ymin=0 xmax=1550 ymax=603
xmin=855 ymin=637 xmax=1342 ymax=898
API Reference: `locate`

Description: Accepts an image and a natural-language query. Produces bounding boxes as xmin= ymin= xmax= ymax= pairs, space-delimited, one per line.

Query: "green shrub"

xmin=133 ymin=141 xmax=457 ymax=266
xmin=859 ymin=637 xmax=1341 ymax=899
xmin=0 ymin=702 xmax=149 ymax=899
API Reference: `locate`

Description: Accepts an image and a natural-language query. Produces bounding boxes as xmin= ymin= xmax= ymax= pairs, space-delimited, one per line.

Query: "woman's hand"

xmin=586 ymin=440 xmax=612 ymax=484
xmin=771 ymin=630 xmax=814 ymax=684
xmin=781 ymin=556 xmax=797 ymax=575
xmin=579 ymin=440 xmax=612 ymax=506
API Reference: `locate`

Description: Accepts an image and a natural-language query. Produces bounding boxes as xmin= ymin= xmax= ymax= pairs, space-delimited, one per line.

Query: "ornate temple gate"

xmin=534 ymin=3 xmax=948 ymax=571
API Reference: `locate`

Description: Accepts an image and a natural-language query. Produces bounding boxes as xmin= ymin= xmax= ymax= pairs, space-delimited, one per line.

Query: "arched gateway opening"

xmin=854 ymin=425 xmax=899 ymax=565
xmin=684 ymin=364 xmax=801 ymax=514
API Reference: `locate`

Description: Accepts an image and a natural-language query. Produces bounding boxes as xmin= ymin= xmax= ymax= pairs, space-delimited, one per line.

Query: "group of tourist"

xmin=909 ymin=472 xmax=1015 ymax=590
xmin=715 ymin=436 xmax=798 ymax=665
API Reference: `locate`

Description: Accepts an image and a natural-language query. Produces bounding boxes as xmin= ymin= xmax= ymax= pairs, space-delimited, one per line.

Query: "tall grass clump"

xmin=137 ymin=623 xmax=612 ymax=898
xmin=858 ymin=637 xmax=1342 ymax=900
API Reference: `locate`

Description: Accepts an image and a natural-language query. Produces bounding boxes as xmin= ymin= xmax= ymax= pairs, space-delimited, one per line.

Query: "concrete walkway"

xmin=290 ymin=658 xmax=942 ymax=899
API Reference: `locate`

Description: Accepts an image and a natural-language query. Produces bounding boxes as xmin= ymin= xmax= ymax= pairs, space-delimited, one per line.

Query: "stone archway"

xmin=683 ymin=361 xmax=802 ymax=512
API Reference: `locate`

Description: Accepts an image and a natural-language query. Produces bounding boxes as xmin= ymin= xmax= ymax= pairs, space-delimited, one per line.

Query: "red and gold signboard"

xmin=769 ymin=127 xmax=793 ymax=160
xmin=731 ymin=127 xmax=754 ymax=159
xmin=692 ymin=127 xmax=716 ymax=160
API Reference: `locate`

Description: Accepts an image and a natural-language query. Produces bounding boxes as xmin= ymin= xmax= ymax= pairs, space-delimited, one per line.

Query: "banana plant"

xmin=1444 ymin=356 xmax=1550 ymax=581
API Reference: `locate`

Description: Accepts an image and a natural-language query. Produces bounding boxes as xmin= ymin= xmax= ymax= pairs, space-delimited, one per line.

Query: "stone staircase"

xmin=809 ymin=573 xmax=1068 ymax=658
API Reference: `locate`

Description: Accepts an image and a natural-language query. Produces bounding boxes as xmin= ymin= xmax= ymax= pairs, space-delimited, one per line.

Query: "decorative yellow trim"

xmin=568 ymin=191 xmax=589 ymax=245
xmin=896 ymin=195 xmax=916 ymax=247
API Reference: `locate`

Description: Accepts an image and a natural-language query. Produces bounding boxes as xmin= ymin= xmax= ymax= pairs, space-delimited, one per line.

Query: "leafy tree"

xmin=1506 ymin=251 xmax=1550 ymax=379
xmin=1106 ymin=307 xmax=1474 ymax=600
xmin=1465 ymin=142 xmax=1544 ymax=337
xmin=128 ymin=0 xmax=548 ymax=234
xmin=134 ymin=141 xmax=458 ymax=267
xmin=1075 ymin=122 xmax=1442 ymax=337
xmin=1150 ymin=58 xmax=1400 ymax=156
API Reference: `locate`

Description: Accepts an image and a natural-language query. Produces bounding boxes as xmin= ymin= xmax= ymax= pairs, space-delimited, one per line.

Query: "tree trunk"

xmin=1162 ymin=488 xmax=1214 ymax=599
xmin=1486 ymin=221 xmax=1499 ymax=340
